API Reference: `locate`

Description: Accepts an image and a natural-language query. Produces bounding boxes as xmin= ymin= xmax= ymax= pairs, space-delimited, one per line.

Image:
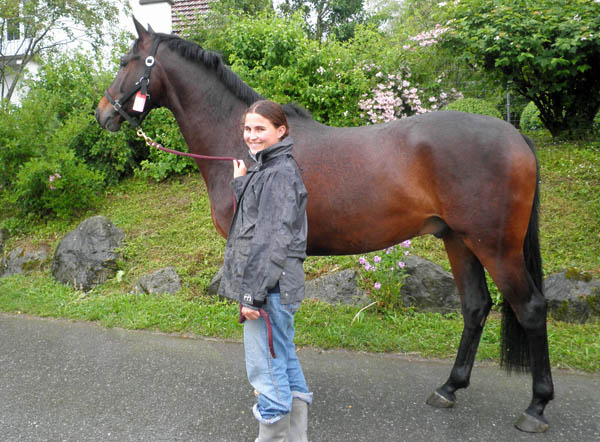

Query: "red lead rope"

xmin=136 ymin=128 xmax=239 ymax=211
xmin=239 ymin=303 xmax=276 ymax=359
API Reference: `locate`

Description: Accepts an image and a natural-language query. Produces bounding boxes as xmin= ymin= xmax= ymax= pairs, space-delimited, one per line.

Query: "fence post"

xmin=506 ymin=81 xmax=511 ymax=123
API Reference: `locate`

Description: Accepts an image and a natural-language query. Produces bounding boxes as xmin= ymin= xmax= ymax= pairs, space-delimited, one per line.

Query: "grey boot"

xmin=255 ymin=413 xmax=291 ymax=442
xmin=287 ymin=398 xmax=309 ymax=442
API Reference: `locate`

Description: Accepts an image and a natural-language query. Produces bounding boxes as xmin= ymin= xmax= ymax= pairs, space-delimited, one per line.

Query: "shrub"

xmin=443 ymin=98 xmax=502 ymax=119
xmin=12 ymin=146 xmax=105 ymax=221
xmin=53 ymin=109 xmax=144 ymax=185
xmin=0 ymin=95 xmax=60 ymax=188
xmin=520 ymin=102 xmax=544 ymax=131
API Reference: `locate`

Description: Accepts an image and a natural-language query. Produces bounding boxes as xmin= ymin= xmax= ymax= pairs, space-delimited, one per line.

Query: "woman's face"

xmin=243 ymin=112 xmax=287 ymax=154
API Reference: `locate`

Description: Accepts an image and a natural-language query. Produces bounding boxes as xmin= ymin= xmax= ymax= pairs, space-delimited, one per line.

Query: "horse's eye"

xmin=119 ymin=56 xmax=129 ymax=67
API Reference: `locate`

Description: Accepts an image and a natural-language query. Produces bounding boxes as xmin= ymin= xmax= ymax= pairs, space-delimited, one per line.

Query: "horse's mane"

xmin=148 ymin=33 xmax=312 ymax=120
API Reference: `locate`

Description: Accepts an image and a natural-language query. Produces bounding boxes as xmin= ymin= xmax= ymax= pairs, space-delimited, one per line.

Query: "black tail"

xmin=500 ymin=134 xmax=543 ymax=373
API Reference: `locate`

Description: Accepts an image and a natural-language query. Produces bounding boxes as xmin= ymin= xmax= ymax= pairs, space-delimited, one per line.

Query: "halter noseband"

xmin=104 ymin=38 xmax=161 ymax=128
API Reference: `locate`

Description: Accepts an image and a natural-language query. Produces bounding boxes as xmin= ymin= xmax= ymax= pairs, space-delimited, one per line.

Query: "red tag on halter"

xmin=132 ymin=91 xmax=147 ymax=112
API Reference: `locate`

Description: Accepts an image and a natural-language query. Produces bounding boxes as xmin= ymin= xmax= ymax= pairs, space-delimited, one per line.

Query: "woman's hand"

xmin=241 ymin=306 xmax=260 ymax=321
xmin=233 ymin=159 xmax=247 ymax=178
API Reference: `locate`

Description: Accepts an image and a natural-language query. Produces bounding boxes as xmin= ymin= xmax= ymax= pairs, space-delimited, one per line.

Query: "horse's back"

xmin=290 ymin=111 xmax=537 ymax=254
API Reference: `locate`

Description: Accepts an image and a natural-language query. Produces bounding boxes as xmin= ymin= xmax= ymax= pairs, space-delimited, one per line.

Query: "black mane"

xmin=148 ymin=33 xmax=312 ymax=119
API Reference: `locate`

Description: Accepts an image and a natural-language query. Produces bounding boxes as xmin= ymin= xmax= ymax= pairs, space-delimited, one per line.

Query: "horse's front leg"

xmin=427 ymin=232 xmax=492 ymax=408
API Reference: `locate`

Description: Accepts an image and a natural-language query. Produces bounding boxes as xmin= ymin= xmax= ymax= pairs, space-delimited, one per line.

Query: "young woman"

xmin=218 ymin=100 xmax=312 ymax=442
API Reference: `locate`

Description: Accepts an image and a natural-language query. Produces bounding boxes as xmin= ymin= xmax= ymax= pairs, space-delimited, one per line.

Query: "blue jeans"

xmin=244 ymin=292 xmax=313 ymax=424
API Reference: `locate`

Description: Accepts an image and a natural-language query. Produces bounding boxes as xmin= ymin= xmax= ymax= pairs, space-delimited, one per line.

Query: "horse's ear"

xmin=133 ymin=16 xmax=149 ymax=40
xmin=147 ymin=24 xmax=156 ymax=34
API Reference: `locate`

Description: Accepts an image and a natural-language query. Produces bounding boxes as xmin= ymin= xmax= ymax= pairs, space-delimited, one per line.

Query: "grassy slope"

xmin=0 ymin=133 xmax=598 ymax=372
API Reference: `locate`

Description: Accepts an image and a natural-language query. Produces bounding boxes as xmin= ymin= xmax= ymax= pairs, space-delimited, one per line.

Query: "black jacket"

xmin=218 ymin=137 xmax=308 ymax=308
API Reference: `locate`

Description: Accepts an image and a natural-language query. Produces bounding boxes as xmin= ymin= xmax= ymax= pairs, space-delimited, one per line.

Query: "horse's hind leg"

xmin=482 ymin=255 xmax=554 ymax=433
xmin=426 ymin=231 xmax=492 ymax=408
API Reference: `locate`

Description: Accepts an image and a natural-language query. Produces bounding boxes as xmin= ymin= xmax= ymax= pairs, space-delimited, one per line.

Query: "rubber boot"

xmin=287 ymin=398 xmax=309 ymax=442
xmin=255 ymin=413 xmax=290 ymax=442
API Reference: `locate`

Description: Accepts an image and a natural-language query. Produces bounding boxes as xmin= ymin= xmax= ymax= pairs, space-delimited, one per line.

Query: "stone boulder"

xmin=135 ymin=267 xmax=182 ymax=294
xmin=207 ymin=266 xmax=224 ymax=296
xmin=1 ymin=246 xmax=51 ymax=277
xmin=305 ymin=269 xmax=370 ymax=306
xmin=52 ymin=216 xmax=124 ymax=291
xmin=0 ymin=227 xmax=8 ymax=255
xmin=401 ymin=255 xmax=461 ymax=313
xmin=544 ymin=272 xmax=600 ymax=323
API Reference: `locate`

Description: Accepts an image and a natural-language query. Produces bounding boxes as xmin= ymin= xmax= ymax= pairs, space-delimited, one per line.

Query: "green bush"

xmin=190 ymin=13 xmax=376 ymax=127
xmin=443 ymin=98 xmax=502 ymax=119
xmin=12 ymin=146 xmax=105 ymax=221
xmin=520 ymin=102 xmax=544 ymax=131
xmin=0 ymin=95 xmax=60 ymax=188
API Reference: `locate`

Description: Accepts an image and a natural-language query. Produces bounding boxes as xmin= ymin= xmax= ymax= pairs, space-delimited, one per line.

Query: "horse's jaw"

xmin=95 ymin=97 xmax=124 ymax=132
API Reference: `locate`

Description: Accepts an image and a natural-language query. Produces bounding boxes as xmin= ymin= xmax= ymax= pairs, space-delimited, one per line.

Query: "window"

xmin=7 ymin=18 xmax=20 ymax=41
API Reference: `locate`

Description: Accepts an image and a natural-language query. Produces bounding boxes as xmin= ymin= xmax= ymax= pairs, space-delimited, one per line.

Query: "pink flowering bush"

xmin=358 ymin=65 xmax=462 ymax=124
xmin=357 ymin=240 xmax=412 ymax=309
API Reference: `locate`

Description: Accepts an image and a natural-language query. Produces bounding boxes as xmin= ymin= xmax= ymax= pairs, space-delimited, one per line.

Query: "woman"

xmin=218 ymin=100 xmax=312 ymax=442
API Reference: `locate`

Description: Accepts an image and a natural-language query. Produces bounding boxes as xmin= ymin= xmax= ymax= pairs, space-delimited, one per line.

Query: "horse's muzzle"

xmin=95 ymin=97 xmax=122 ymax=132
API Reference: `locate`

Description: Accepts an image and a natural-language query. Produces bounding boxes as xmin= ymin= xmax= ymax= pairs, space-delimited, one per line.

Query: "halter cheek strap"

xmin=104 ymin=38 xmax=161 ymax=128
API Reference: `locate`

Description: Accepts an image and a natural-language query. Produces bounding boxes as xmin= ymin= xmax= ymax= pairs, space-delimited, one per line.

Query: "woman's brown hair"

xmin=244 ymin=100 xmax=289 ymax=139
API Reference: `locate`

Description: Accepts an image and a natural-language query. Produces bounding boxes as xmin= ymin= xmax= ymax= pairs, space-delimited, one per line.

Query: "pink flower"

xmin=401 ymin=240 xmax=411 ymax=248
xmin=373 ymin=255 xmax=382 ymax=263
xmin=397 ymin=261 xmax=406 ymax=269
xmin=48 ymin=173 xmax=61 ymax=190
xmin=359 ymin=257 xmax=367 ymax=265
xmin=374 ymin=282 xmax=381 ymax=290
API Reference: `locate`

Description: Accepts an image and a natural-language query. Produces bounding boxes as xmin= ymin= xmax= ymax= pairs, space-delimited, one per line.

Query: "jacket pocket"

xmin=279 ymin=257 xmax=305 ymax=303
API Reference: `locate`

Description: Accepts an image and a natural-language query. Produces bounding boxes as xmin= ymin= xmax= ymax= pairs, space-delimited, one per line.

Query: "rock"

xmin=401 ymin=255 xmax=461 ymax=313
xmin=1 ymin=246 xmax=50 ymax=277
xmin=0 ymin=228 xmax=8 ymax=255
xmin=207 ymin=266 xmax=224 ymax=296
xmin=544 ymin=272 xmax=600 ymax=323
xmin=305 ymin=269 xmax=370 ymax=306
xmin=52 ymin=216 xmax=124 ymax=291
xmin=135 ymin=267 xmax=182 ymax=294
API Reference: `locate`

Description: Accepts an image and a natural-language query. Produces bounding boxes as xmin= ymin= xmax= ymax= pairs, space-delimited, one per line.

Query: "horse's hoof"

xmin=515 ymin=412 xmax=549 ymax=433
xmin=426 ymin=390 xmax=455 ymax=408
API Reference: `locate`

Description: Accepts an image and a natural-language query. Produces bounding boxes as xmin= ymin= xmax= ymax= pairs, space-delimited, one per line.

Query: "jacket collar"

xmin=249 ymin=137 xmax=294 ymax=169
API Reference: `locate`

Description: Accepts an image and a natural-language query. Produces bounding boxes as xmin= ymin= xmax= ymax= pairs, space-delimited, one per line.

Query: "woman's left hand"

xmin=241 ymin=306 xmax=260 ymax=320
xmin=233 ymin=159 xmax=247 ymax=178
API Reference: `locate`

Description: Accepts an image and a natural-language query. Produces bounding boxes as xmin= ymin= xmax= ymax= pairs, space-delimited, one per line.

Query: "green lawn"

xmin=0 ymin=132 xmax=599 ymax=372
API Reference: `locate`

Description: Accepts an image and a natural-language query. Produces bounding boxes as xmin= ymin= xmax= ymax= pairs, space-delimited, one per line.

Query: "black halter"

xmin=104 ymin=38 xmax=161 ymax=128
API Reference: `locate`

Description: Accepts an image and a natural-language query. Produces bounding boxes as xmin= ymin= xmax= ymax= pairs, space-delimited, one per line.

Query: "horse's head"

xmin=96 ymin=17 xmax=164 ymax=132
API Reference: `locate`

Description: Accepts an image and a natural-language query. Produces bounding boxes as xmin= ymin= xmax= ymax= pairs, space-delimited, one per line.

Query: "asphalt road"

xmin=0 ymin=313 xmax=598 ymax=442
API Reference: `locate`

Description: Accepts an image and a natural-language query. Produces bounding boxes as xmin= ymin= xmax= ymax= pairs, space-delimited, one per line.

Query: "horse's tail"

xmin=499 ymin=134 xmax=543 ymax=373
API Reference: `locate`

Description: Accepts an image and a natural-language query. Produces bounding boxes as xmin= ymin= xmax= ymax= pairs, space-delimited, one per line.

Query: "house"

xmin=133 ymin=0 xmax=213 ymax=34
xmin=0 ymin=0 xmax=213 ymax=104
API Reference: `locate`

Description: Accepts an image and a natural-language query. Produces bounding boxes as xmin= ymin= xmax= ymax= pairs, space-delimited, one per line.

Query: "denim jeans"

xmin=244 ymin=292 xmax=313 ymax=424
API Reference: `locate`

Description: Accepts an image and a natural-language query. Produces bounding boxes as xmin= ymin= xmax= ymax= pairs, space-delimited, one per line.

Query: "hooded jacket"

xmin=218 ymin=137 xmax=308 ymax=309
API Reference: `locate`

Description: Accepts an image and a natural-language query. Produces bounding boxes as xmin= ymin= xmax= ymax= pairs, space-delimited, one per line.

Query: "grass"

xmin=0 ymin=132 xmax=599 ymax=373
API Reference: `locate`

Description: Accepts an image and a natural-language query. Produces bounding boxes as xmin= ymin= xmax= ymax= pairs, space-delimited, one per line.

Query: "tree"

xmin=436 ymin=0 xmax=600 ymax=138
xmin=278 ymin=0 xmax=368 ymax=41
xmin=0 ymin=0 xmax=121 ymax=104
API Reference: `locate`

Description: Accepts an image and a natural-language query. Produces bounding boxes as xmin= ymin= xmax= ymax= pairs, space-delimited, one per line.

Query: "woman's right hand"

xmin=241 ymin=306 xmax=260 ymax=321
xmin=233 ymin=159 xmax=247 ymax=178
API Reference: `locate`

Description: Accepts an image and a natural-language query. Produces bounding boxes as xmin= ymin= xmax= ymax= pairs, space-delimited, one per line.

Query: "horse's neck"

xmin=159 ymin=57 xmax=249 ymax=236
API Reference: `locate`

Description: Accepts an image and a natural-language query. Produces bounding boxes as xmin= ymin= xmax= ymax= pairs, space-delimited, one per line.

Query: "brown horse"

xmin=96 ymin=19 xmax=553 ymax=433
